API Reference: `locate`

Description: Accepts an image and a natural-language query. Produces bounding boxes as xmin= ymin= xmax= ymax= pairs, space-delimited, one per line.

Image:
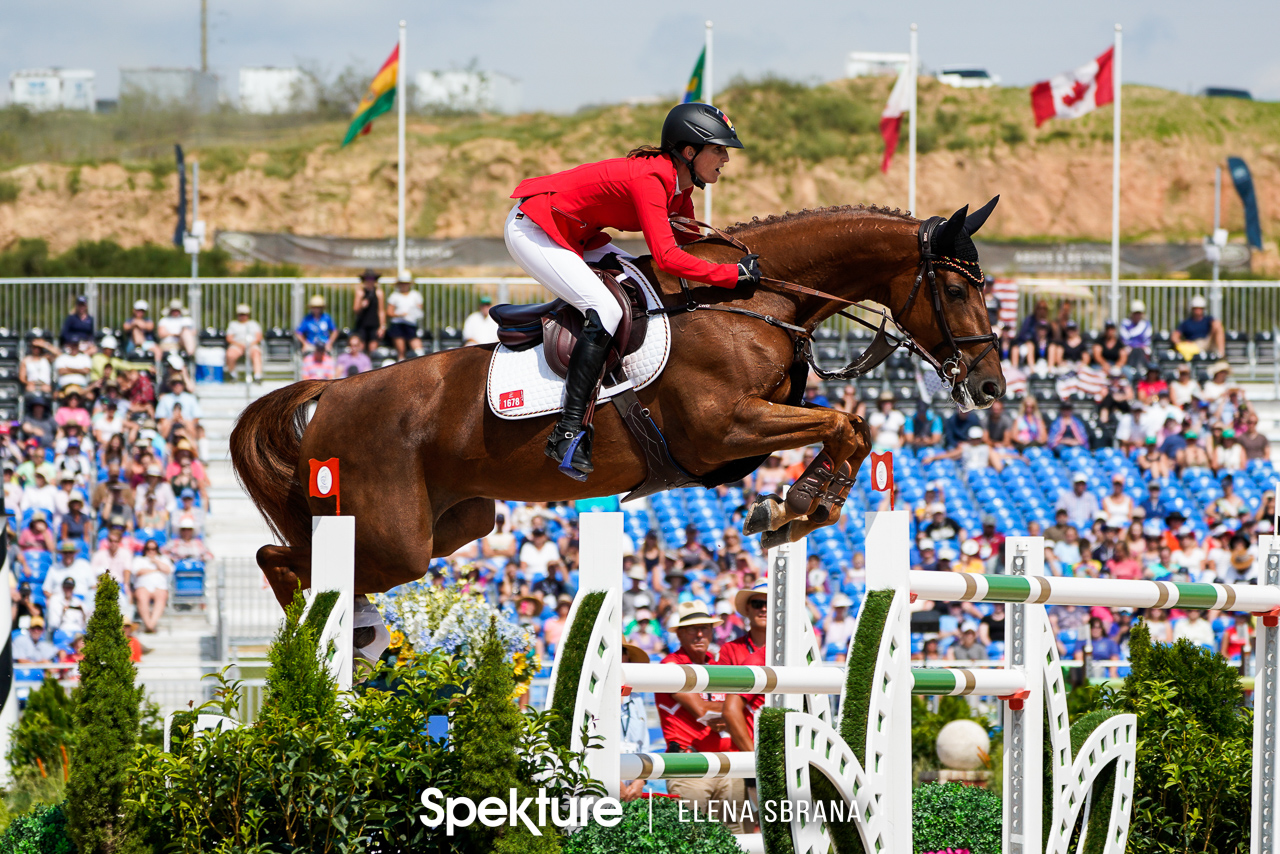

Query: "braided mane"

xmin=723 ymin=204 xmax=918 ymax=236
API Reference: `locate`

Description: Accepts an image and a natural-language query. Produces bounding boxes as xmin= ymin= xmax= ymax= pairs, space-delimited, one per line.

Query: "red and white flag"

xmin=869 ymin=451 xmax=895 ymax=509
xmin=879 ymin=68 xmax=911 ymax=173
xmin=308 ymin=457 xmax=341 ymax=514
xmin=1031 ymin=46 xmax=1114 ymax=127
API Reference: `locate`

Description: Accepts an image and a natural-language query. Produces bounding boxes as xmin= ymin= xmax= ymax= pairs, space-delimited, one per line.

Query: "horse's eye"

xmin=948 ymin=286 xmax=964 ymax=299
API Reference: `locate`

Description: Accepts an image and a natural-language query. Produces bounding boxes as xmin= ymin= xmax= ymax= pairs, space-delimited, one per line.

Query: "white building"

xmin=238 ymin=67 xmax=317 ymax=113
xmin=120 ymin=68 xmax=219 ymax=112
xmin=937 ymin=67 xmax=1001 ymax=89
xmin=845 ymin=52 xmax=910 ymax=78
xmin=413 ymin=70 xmax=520 ymax=114
xmin=9 ymin=69 xmax=96 ymax=112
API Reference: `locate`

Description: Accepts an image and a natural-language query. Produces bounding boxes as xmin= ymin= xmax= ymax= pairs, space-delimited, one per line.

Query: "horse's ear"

xmin=937 ymin=204 xmax=968 ymax=252
xmin=964 ymin=195 xmax=1000 ymax=236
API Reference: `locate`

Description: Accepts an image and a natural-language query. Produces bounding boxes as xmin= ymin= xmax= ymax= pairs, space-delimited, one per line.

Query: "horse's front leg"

xmin=714 ymin=399 xmax=867 ymax=541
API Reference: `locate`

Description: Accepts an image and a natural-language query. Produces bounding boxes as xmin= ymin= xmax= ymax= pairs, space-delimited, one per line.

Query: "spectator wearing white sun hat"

xmin=123 ymin=299 xmax=155 ymax=359
xmin=225 ymin=304 xmax=264 ymax=381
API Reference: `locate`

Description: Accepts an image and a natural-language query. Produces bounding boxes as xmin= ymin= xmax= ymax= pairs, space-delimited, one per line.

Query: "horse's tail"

xmin=230 ymin=380 xmax=331 ymax=550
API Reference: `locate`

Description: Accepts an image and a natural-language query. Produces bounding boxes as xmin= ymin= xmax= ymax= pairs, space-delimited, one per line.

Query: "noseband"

xmin=661 ymin=215 xmax=999 ymax=393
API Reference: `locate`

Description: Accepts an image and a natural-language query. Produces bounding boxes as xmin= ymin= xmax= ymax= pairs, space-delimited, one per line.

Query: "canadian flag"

xmin=879 ymin=68 xmax=912 ymax=173
xmin=1031 ymin=46 xmax=1114 ymax=127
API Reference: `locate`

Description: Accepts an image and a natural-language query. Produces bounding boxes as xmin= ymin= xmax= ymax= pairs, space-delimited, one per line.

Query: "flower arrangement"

xmin=374 ymin=572 xmax=540 ymax=696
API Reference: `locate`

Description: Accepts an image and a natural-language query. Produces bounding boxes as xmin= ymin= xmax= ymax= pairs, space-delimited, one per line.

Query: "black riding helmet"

xmin=661 ymin=103 xmax=744 ymax=189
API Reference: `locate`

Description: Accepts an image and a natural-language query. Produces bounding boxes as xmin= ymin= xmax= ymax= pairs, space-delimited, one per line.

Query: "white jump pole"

xmin=865 ymin=509 xmax=913 ymax=854
xmin=309 ymin=516 xmax=355 ymax=692
xmin=1003 ymin=537 xmax=1045 ymax=854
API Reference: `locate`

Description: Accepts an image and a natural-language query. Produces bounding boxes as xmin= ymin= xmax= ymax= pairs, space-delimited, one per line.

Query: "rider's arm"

xmin=630 ymin=174 xmax=738 ymax=287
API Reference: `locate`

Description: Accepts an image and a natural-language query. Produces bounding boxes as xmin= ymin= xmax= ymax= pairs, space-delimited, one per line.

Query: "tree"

xmin=451 ymin=617 xmax=560 ymax=854
xmin=64 ymin=574 xmax=144 ymax=854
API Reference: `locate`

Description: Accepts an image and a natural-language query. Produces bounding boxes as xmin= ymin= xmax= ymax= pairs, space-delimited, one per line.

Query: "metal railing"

xmin=1015 ymin=279 xmax=1280 ymax=337
xmin=215 ymin=557 xmax=285 ymax=661
xmin=4 ymin=277 xmax=1280 ymax=342
xmin=0 ymin=277 xmax=551 ymax=340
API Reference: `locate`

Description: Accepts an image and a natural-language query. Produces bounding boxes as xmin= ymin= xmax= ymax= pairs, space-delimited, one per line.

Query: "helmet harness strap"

xmin=667 ymin=144 xmax=706 ymax=190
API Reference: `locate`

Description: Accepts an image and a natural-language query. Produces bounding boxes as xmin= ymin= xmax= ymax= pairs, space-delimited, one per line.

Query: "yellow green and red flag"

xmin=342 ymin=44 xmax=399 ymax=146
xmin=682 ymin=47 xmax=705 ymax=104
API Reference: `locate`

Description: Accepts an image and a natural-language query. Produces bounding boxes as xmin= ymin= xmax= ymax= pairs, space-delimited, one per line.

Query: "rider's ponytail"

xmin=627 ymin=145 xmax=666 ymax=159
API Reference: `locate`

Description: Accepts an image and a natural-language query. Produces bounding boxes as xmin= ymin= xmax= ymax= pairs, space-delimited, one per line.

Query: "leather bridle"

xmin=663 ymin=215 xmax=999 ymax=392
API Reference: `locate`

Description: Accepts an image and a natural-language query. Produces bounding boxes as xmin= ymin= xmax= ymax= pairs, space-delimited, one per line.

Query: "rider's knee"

xmin=592 ymin=300 xmax=624 ymax=337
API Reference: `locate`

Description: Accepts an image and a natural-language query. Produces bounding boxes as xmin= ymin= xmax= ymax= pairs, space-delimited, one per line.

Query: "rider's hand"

xmin=737 ymin=254 xmax=761 ymax=286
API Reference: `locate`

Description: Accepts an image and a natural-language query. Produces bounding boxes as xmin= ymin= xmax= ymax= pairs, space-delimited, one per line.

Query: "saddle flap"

xmin=541 ymin=271 xmax=650 ymax=378
xmin=492 ymin=299 xmax=565 ymax=350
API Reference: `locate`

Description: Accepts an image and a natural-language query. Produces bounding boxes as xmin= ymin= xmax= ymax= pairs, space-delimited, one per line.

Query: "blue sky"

xmin=4 ymin=1 xmax=1278 ymax=110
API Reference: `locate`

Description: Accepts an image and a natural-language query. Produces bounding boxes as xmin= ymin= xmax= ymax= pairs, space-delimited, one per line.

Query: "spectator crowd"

xmin=5 ymin=295 xmax=216 ymax=674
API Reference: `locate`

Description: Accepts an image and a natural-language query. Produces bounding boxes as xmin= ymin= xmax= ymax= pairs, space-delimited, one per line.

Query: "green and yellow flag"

xmin=682 ymin=47 xmax=705 ymax=103
xmin=342 ymin=44 xmax=399 ymax=146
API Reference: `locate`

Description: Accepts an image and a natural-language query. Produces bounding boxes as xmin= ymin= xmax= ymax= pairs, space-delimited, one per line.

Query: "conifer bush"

xmin=64 ymin=574 xmax=145 ymax=854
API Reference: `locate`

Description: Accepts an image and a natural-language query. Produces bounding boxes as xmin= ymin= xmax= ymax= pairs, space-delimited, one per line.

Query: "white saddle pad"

xmin=486 ymin=258 xmax=671 ymax=420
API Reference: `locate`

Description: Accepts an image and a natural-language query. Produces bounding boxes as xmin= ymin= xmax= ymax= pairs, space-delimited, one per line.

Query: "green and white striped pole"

xmin=910 ymin=571 xmax=1280 ymax=613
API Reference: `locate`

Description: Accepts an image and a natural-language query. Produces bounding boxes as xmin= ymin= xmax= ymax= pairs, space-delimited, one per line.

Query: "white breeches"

xmin=504 ymin=203 xmax=631 ymax=335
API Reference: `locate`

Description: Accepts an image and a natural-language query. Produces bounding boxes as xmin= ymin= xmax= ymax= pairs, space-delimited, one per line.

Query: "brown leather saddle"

xmin=490 ymin=269 xmax=649 ymax=377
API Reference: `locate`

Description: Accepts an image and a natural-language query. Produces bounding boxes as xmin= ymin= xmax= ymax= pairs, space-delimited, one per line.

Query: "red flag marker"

xmin=308 ymin=458 xmax=341 ymax=515
xmin=869 ymin=451 xmax=895 ymax=510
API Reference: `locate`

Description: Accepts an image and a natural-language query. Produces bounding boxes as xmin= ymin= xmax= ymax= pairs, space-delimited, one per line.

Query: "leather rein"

xmin=662 ymin=216 xmax=999 ymax=389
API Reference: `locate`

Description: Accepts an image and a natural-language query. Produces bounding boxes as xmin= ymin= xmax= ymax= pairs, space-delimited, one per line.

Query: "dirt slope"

xmin=1 ymin=79 xmax=1277 ymax=263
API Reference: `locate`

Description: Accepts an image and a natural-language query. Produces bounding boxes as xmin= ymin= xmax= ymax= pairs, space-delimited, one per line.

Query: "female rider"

xmin=505 ymin=102 xmax=761 ymax=480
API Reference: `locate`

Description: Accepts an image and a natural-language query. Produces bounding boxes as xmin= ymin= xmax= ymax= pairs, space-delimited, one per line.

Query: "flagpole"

xmin=704 ymin=19 xmax=714 ymax=228
xmin=908 ymin=23 xmax=918 ymax=215
xmin=397 ymin=20 xmax=407 ymax=279
xmin=1110 ymin=23 xmax=1122 ymax=323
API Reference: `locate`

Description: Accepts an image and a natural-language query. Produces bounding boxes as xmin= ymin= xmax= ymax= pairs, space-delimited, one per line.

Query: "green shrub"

xmin=1000 ymin=122 xmax=1027 ymax=146
xmin=0 ymin=803 xmax=74 ymax=854
xmin=564 ymin=797 xmax=745 ymax=854
xmin=6 ymin=677 xmax=74 ymax=780
xmin=1096 ymin=621 xmax=1253 ymax=854
xmin=260 ymin=587 xmax=340 ymax=722
xmin=912 ymin=782 xmax=1001 ymax=854
xmin=452 ymin=618 xmax=561 ymax=854
xmin=65 ymin=574 xmax=146 ymax=854
xmin=132 ymin=603 xmax=595 ymax=850
xmin=0 ymin=179 xmax=17 ymax=203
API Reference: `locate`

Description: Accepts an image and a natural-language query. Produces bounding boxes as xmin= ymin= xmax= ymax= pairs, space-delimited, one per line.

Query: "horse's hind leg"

xmin=257 ymin=544 xmax=313 ymax=610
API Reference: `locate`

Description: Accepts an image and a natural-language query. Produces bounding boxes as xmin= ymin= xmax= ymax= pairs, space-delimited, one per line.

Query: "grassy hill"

xmin=0 ymin=76 xmax=1277 ymax=267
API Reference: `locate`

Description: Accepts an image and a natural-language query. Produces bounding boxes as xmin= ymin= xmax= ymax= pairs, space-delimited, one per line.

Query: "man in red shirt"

xmin=721 ymin=581 xmax=769 ymax=752
xmin=656 ymin=600 xmax=745 ymax=831
xmin=973 ymin=515 xmax=1006 ymax=565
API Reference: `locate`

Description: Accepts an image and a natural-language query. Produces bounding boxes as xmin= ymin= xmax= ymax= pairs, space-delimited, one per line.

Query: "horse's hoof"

xmin=760 ymin=522 xmax=794 ymax=551
xmin=743 ymin=494 xmax=783 ymax=535
xmin=808 ymin=504 xmax=831 ymax=525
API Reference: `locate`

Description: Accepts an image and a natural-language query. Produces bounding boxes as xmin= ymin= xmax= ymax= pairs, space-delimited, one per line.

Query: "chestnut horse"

xmin=232 ymin=202 xmax=1005 ymax=607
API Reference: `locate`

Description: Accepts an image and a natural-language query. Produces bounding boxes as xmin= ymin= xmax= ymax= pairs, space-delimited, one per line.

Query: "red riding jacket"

xmin=510 ymin=155 xmax=738 ymax=287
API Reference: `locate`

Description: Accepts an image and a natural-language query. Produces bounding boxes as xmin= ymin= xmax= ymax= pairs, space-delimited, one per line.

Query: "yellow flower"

xmin=389 ymin=630 xmax=405 ymax=649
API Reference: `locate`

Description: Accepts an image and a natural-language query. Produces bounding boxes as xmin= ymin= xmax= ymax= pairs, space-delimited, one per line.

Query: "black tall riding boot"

xmin=546 ymin=309 xmax=613 ymax=480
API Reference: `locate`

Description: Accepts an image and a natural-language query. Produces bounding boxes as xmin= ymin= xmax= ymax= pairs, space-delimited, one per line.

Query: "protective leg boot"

xmin=546 ymin=309 xmax=613 ymax=480
xmin=784 ymin=451 xmax=836 ymax=517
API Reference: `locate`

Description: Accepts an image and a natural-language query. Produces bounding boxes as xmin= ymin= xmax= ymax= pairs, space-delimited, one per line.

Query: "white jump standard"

xmin=548 ymin=511 xmax=1280 ymax=854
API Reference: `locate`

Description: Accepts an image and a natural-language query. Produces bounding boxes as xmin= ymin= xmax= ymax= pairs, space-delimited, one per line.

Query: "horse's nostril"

xmin=980 ymin=379 xmax=1002 ymax=400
